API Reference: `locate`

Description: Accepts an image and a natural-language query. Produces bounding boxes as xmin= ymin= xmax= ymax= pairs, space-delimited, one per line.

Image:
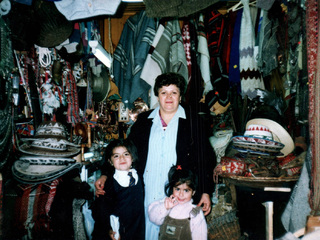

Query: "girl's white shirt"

xmin=113 ymin=168 xmax=138 ymax=187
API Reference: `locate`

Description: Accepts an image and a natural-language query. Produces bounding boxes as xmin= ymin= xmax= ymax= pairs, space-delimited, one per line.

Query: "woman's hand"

xmin=197 ymin=193 xmax=211 ymax=216
xmin=164 ymin=195 xmax=179 ymax=210
xmin=95 ymin=175 xmax=107 ymax=197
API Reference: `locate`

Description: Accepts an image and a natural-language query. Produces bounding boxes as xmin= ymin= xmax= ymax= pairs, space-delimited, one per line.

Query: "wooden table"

xmin=221 ymin=175 xmax=299 ymax=240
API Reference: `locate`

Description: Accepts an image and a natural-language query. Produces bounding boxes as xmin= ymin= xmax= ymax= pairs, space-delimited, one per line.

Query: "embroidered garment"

xmin=239 ymin=0 xmax=265 ymax=98
xmin=182 ymin=20 xmax=192 ymax=82
xmin=65 ymin=62 xmax=81 ymax=126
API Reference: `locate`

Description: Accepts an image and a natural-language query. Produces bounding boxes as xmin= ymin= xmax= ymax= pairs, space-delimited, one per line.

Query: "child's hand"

xmin=109 ymin=229 xmax=120 ymax=240
xmin=164 ymin=195 xmax=179 ymax=210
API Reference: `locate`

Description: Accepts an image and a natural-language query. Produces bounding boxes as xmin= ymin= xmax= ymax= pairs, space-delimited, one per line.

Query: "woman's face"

xmin=172 ymin=183 xmax=194 ymax=204
xmin=109 ymin=146 xmax=132 ymax=171
xmin=157 ymin=84 xmax=181 ymax=114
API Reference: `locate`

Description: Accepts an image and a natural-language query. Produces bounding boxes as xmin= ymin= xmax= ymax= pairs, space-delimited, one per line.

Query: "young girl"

xmin=148 ymin=165 xmax=207 ymax=240
xmin=91 ymin=139 xmax=145 ymax=240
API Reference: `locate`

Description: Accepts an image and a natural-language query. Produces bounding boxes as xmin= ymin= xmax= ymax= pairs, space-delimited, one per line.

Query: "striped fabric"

xmin=206 ymin=9 xmax=230 ymax=106
xmin=239 ymin=0 xmax=265 ymax=98
xmin=3 ymin=179 xmax=61 ymax=239
xmin=113 ymin=10 xmax=156 ymax=109
xmin=65 ymin=62 xmax=81 ymax=126
xmin=140 ymin=23 xmax=165 ymax=109
xmin=151 ymin=20 xmax=188 ymax=83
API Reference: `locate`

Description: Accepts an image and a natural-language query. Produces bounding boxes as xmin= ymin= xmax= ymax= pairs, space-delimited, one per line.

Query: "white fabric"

xmin=197 ymin=14 xmax=213 ymax=95
xmin=41 ymin=83 xmax=60 ymax=115
xmin=113 ymin=169 xmax=138 ymax=187
xmin=239 ymin=0 xmax=265 ymax=97
xmin=209 ymin=129 xmax=233 ymax=163
xmin=140 ymin=24 xmax=165 ymax=109
xmin=54 ymin=0 xmax=121 ymax=21
xmin=110 ymin=215 xmax=120 ymax=240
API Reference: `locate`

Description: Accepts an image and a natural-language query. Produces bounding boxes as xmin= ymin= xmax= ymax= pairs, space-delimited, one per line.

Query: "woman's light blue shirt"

xmin=144 ymin=105 xmax=186 ymax=239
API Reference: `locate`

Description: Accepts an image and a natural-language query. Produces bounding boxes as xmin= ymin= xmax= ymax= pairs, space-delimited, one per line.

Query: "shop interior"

xmin=0 ymin=0 xmax=316 ymax=239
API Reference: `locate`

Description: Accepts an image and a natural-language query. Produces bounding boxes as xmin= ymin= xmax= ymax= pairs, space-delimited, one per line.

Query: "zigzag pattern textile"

xmin=239 ymin=0 xmax=265 ymax=98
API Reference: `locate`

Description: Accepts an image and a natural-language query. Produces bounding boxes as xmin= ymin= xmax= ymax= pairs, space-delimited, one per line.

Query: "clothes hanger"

xmin=227 ymin=0 xmax=257 ymax=13
xmin=227 ymin=1 xmax=242 ymax=13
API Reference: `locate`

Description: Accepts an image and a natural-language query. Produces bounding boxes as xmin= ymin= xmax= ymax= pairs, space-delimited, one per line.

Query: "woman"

xmin=96 ymin=72 xmax=216 ymax=239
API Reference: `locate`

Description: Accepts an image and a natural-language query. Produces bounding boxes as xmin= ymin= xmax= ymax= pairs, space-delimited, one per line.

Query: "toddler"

xmin=148 ymin=165 xmax=207 ymax=240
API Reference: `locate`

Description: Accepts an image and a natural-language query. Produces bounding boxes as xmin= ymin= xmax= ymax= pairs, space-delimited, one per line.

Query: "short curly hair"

xmin=153 ymin=72 xmax=186 ymax=97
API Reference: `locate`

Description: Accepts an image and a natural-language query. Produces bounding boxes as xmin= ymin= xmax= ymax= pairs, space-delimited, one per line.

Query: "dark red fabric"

xmin=306 ymin=0 xmax=319 ymax=212
xmin=182 ymin=20 xmax=192 ymax=81
xmin=222 ymin=11 xmax=238 ymax=74
xmin=9 ymin=179 xmax=61 ymax=239
xmin=206 ymin=10 xmax=226 ymax=69
xmin=14 ymin=184 xmax=32 ymax=236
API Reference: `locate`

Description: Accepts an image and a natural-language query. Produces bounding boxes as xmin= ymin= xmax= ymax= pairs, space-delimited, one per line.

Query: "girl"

xmin=91 ymin=139 xmax=145 ymax=240
xmin=148 ymin=165 xmax=207 ymax=240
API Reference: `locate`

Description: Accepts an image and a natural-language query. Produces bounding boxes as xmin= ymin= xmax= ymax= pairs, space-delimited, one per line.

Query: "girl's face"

xmin=157 ymin=84 xmax=181 ymax=114
xmin=172 ymin=183 xmax=195 ymax=204
xmin=109 ymin=146 xmax=132 ymax=171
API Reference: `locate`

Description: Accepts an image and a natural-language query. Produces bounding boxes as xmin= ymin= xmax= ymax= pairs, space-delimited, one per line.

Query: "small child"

xmin=91 ymin=139 xmax=145 ymax=240
xmin=148 ymin=165 xmax=207 ymax=240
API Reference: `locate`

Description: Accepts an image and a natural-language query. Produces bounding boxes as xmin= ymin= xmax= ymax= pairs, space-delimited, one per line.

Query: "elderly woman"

xmin=96 ymin=72 xmax=216 ymax=239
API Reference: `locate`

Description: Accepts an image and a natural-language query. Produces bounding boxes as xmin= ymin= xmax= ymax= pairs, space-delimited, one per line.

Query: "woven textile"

xmin=144 ymin=0 xmax=219 ymax=18
xmin=206 ymin=9 xmax=230 ymax=106
xmin=3 ymin=179 xmax=61 ymax=239
xmin=306 ymin=0 xmax=320 ymax=214
xmin=113 ymin=10 xmax=156 ymax=109
xmin=65 ymin=62 xmax=81 ymax=126
xmin=239 ymin=0 xmax=265 ymax=98
xmin=257 ymin=10 xmax=279 ymax=77
xmin=207 ymin=210 xmax=241 ymax=240
xmin=140 ymin=23 xmax=165 ymax=109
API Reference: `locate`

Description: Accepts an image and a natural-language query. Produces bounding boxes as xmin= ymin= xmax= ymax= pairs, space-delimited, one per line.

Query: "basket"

xmin=207 ymin=210 xmax=241 ymax=240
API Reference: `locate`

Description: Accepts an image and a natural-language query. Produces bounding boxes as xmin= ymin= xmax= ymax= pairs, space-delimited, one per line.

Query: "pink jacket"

xmin=148 ymin=198 xmax=207 ymax=240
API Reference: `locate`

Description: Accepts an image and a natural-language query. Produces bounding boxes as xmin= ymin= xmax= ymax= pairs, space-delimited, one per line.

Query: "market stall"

xmin=0 ymin=0 xmax=315 ymax=239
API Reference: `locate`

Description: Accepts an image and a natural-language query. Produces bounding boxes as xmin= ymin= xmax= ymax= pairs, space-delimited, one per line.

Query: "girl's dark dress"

xmin=91 ymin=174 xmax=145 ymax=240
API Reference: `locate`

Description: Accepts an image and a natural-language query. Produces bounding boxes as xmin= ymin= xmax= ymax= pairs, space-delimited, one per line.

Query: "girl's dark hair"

xmin=105 ymin=138 xmax=138 ymax=168
xmin=165 ymin=165 xmax=198 ymax=197
xmin=153 ymin=72 xmax=186 ymax=97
